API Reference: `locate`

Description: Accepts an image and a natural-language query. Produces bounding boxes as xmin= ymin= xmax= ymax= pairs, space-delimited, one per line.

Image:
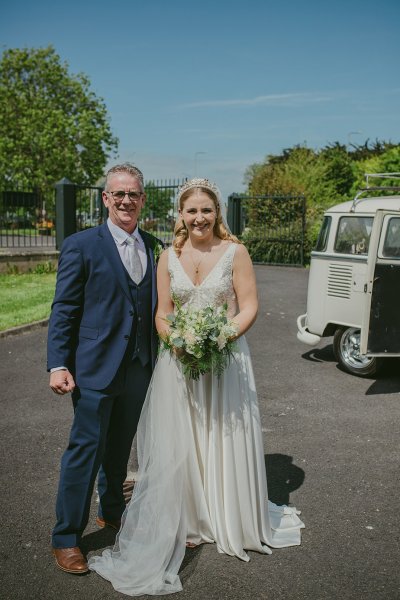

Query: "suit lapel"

xmin=139 ymin=229 xmax=159 ymax=367
xmin=97 ymin=223 xmax=133 ymax=304
xmin=140 ymin=229 xmax=158 ymax=313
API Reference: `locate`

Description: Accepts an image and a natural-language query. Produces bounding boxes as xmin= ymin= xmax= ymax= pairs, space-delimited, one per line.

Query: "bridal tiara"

xmin=177 ymin=178 xmax=220 ymax=202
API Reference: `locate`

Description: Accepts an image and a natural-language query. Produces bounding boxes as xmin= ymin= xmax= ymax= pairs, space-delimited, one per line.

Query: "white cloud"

xmin=179 ymin=92 xmax=332 ymax=109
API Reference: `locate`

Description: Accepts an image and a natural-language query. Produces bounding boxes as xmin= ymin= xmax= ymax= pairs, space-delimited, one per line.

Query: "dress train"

xmin=89 ymin=340 xmax=304 ymax=596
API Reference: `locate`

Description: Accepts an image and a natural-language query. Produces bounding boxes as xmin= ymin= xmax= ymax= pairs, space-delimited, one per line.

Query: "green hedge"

xmin=243 ymin=238 xmax=303 ymax=265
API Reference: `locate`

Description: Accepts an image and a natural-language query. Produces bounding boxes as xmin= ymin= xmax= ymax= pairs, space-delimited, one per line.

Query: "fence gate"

xmin=227 ymin=193 xmax=306 ymax=266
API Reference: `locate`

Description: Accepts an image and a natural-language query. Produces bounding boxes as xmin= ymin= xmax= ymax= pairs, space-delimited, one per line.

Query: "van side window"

xmin=334 ymin=216 xmax=373 ymax=255
xmin=315 ymin=216 xmax=331 ymax=251
xmin=383 ymin=217 xmax=400 ymax=258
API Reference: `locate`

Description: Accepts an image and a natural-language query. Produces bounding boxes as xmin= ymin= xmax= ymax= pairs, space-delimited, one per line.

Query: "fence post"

xmin=300 ymin=195 xmax=306 ymax=266
xmin=55 ymin=178 xmax=76 ymax=250
xmin=227 ymin=194 xmax=243 ymax=236
xmin=99 ymin=187 xmax=108 ymax=222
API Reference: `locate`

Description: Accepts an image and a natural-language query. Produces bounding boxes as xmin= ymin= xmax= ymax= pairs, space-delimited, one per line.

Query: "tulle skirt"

xmin=89 ymin=337 xmax=304 ymax=596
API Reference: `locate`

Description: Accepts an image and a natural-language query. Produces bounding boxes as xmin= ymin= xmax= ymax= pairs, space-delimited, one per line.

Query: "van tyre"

xmin=333 ymin=327 xmax=383 ymax=377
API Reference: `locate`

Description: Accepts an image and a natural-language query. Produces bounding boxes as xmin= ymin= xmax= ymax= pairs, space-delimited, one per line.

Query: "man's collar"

xmin=107 ymin=218 xmax=140 ymax=245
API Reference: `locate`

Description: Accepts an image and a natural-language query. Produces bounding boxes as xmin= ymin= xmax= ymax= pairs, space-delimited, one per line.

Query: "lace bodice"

xmin=168 ymin=244 xmax=238 ymax=317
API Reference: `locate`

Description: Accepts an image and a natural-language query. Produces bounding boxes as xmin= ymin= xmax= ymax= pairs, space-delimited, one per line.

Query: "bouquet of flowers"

xmin=161 ymin=301 xmax=238 ymax=380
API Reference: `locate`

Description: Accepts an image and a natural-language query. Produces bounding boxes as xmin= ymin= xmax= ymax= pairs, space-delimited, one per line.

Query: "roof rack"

xmin=365 ymin=172 xmax=400 ymax=186
xmin=350 ymin=173 xmax=400 ymax=212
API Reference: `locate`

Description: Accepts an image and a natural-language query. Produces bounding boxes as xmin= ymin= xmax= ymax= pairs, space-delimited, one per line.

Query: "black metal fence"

xmin=54 ymin=178 xmax=185 ymax=249
xmin=140 ymin=180 xmax=183 ymax=245
xmin=75 ymin=180 xmax=183 ymax=240
xmin=76 ymin=185 xmax=106 ymax=232
xmin=0 ymin=182 xmax=306 ymax=264
xmin=0 ymin=179 xmax=184 ymax=250
xmin=0 ymin=186 xmax=56 ymax=248
xmin=227 ymin=193 xmax=306 ymax=265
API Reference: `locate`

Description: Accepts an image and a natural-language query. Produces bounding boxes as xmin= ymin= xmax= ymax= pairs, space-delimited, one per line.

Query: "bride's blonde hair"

xmin=173 ymin=183 xmax=241 ymax=256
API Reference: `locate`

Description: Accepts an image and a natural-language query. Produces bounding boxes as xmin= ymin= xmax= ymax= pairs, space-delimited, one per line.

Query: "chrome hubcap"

xmin=340 ymin=328 xmax=373 ymax=369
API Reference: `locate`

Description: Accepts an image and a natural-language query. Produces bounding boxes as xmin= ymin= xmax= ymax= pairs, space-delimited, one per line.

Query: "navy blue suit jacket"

xmin=47 ymin=222 xmax=161 ymax=390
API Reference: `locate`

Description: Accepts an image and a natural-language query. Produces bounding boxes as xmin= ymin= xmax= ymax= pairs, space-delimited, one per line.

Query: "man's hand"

xmin=50 ymin=369 xmax=76 ymax=395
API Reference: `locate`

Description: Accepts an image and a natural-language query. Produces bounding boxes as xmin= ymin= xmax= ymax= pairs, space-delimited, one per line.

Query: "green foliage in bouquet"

xmin=161 ymin=300 xmax=238 ymax=380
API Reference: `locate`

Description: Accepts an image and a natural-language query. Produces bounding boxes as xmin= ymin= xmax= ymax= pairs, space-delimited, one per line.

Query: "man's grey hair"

xmin=105 ymin=163 xmax=144 ymax=191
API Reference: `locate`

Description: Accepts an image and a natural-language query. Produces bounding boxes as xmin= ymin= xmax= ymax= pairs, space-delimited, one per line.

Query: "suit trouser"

xmin=52 ymin=358 xmax=152 ymax=548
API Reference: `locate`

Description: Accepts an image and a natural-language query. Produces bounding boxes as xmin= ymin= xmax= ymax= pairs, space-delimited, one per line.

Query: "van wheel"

xmin=333 ymin=327 xmax=383 ymax=377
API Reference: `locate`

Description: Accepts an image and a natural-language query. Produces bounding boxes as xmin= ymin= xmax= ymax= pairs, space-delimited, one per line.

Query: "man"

xmin=48 ymin=163 xmax=162 ymax=574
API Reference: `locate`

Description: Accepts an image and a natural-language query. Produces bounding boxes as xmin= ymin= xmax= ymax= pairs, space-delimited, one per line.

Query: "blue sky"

xmin=1 ymin=0 xmax=399 ymax=199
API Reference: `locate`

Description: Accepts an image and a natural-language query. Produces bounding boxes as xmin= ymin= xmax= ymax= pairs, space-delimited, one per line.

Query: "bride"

xmin=89 ymin=178 xmax=304 ymax=595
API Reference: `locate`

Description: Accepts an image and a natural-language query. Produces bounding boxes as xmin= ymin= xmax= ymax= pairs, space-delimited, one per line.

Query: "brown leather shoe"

xmin=95 ymin=516 xmax=121 ymax=531
xmin=52 ymin=546 xmax=88 ymax=574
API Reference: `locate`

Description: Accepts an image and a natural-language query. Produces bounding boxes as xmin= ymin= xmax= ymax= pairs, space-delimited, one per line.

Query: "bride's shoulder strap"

xmin=220 ymin=241 xmax=238 ymax=274
xmin=167 ymin=245 xmax=178 ymax=271
xmin=228 ymin=241 xmax=238 ymax=257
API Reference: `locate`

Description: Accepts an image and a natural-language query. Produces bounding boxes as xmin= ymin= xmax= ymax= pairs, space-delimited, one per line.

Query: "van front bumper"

xmin=296 ymin=314 xmax=321 ymax=345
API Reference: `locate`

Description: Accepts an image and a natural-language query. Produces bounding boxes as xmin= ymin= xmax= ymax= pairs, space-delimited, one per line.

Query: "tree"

xmin=245 ymin=140 xmax=400 ymax=209
xmin=319 ymin=143 xmax=354 ymax=197
xmin=0 ymin=46 xmax=118 ymax=192
xmin=245 ymin=145 xmax=328 ymax=203
xmin=142 ymin=182 xmax=176 ymax=220
xmin=244 ymin=139 xmax=400 ymax=261
xmin=351 ymin=145 xmax=400 ymax=194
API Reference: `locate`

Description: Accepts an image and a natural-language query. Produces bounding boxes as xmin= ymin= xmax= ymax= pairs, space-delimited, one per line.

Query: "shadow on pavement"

xmin=180 ymin=544 xmax=205 ymax=582
xmin=301 ymin=343 xmax=336 ymax=364
xmin=365 ymin=360 xmax=400 ymax=395
xmin=264 ymin=453 xmax=305 ymax=506
xmin=303 ymin=344 xmax=400 ymax=396
xmin=80 ymin=527 xmax=117 ymax=555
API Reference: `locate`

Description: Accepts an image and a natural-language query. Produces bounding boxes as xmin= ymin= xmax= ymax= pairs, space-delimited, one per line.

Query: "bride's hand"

xmin=172 ymin=346 xmax=185 ymax=359
xmin=228 ymin=322 xmax=241 ymax=342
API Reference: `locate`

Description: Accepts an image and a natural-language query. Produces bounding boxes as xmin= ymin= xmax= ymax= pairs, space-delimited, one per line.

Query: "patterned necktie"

xmin=125 ymin=236 xmax=143 ymax=284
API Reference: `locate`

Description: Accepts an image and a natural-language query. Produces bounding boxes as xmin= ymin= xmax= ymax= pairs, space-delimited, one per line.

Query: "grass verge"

xmin=0 ymin=272 xmax=56 ymax=331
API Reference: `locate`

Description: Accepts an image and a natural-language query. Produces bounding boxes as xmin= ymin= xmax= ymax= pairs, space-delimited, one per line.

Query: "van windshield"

xmin=383 ymin=217 xmax=400 ymax=258
xmin=334 ymin=216 xmax=373 ymax=255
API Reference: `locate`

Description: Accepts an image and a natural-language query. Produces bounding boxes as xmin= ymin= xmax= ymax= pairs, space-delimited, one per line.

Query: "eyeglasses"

xmin=107 ymin=190 xmax=144 ymax=202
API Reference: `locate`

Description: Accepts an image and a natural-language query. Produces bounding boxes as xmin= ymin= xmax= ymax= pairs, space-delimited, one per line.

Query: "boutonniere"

xmin=152 ymin=242 xmax=164 ymax=264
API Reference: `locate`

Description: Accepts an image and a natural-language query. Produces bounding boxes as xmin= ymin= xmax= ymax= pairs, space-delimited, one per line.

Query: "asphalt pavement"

xmin=1 ymin=265 xmax=399 ymax=600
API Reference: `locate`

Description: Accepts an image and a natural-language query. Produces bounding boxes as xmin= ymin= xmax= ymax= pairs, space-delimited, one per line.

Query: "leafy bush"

xmin=29 ymin=261 xmax=56 ymax=274
xmin=243 ymin=237 xmax=304 ymax=265
xmin=6 ymin=261 xmax=57 ymax=275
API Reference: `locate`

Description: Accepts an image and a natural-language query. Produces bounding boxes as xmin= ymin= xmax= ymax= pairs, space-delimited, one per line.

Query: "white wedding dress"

xmin=89 ymin=244 xmax=304 ymax=596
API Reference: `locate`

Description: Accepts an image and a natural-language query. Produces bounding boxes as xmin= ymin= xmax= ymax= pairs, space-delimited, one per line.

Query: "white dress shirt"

xmin=107 ymin=218 xmax=148 ymax=276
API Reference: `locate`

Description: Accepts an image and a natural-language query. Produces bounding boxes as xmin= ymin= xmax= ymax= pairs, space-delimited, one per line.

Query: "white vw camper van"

xmin=297 ymin=174 xmax=400 ymax=377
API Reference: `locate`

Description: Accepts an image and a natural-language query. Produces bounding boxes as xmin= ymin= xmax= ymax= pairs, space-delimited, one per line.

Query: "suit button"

xmin=124 ymin=335 xmax=130 ymax=340
xmin=138 ymin=316 xmax=142 ymax=321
